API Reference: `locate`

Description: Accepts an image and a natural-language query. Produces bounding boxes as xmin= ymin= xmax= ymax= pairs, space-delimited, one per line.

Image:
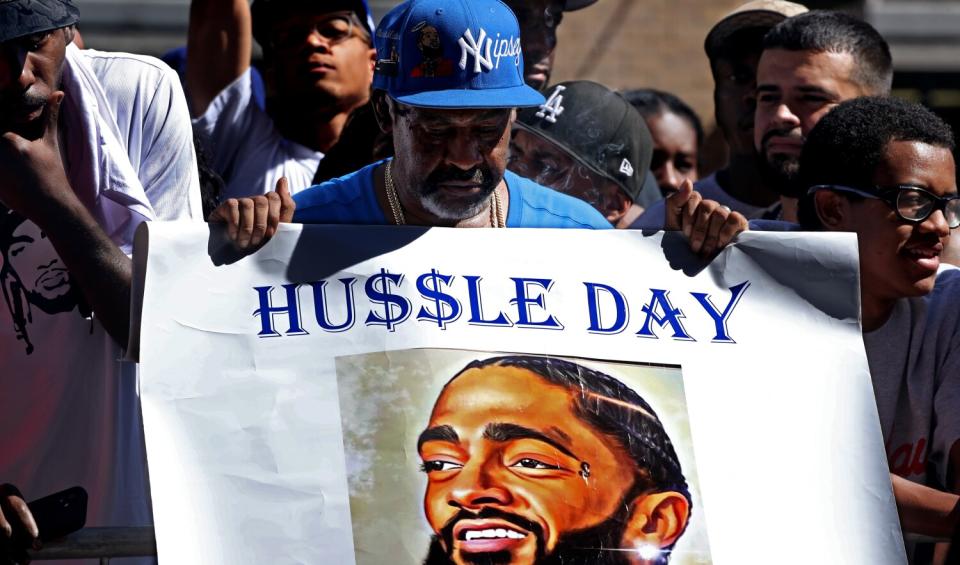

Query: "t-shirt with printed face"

xmin=1 ymin=47 xmax=201 ymax=536
xmin=292 ymin=160 xmax=613 ymax=229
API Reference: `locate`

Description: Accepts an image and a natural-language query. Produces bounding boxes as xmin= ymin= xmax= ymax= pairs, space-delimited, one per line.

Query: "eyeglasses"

xmin=270 ymin=11 xmax=365 ymax=50
xmin=809 ymin=184 xmax=960 ymax=229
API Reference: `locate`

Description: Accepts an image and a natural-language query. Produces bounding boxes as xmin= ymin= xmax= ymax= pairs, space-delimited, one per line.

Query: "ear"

xmin=367 ymin=46 xmax=377 ymax=73
xmin=372 ymin=91 xmax=393 ymax=135
xmin=620 ymin=491 xmax=690 ymax=558
xmin=602 ymin=186 xmax=633 ymax=225
xmin=63 ymin=25 xmax=76 ymax=46
xmin=814 ymin=190 xmax=848 ymax=230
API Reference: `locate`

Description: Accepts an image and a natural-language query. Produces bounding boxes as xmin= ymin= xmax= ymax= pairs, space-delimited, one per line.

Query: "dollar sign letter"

xmin=416 ymin=269 xmax=462 ymax=329
xmin=365 ymin=269 xmax=411 ymax=331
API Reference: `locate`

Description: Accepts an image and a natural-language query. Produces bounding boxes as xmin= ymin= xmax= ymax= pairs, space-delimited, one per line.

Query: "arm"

xmin=891 ymin=473 xmax=960 ymax=539
xmin=0 ymin=93 xmax=132 ymax=346
xmin=186 ymin=0 xmax=252 ymax=117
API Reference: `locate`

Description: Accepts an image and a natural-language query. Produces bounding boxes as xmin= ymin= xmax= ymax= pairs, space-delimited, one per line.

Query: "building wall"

xmin=551 ymin=0 xmax=746 ymax=133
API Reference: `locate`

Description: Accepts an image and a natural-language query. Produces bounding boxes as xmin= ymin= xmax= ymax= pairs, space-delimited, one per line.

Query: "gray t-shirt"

xmin=864 ymin=266 xmax=960 ymax=489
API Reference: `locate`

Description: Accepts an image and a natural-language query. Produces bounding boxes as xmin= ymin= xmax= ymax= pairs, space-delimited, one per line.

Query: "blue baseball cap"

xmin=373 ymin=0 xmax=545 ymax=109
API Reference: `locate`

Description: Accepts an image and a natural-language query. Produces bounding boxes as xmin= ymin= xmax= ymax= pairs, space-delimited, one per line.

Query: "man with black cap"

xmin=509 ymin=80 xmax=661 ymax=228
xmin=210 ymin=0 xmax=610 ymax=246
xmin=0 ymin=0 xmax=200 ymax=558
xmin=502 ymin=0 xmax=598 ymax=91
xmin=187 ymin=0 xmax=377 ymax=198
xmin=633 ymin=0 xmax=807 ymax=229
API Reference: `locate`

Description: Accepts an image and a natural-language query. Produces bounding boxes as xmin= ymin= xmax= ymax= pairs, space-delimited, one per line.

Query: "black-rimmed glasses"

xmin=809 ymin=184 xmax=960 ymax=229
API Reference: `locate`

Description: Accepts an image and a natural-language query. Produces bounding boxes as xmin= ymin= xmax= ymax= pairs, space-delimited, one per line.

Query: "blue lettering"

xmin=636 ymin=289 xmax=693 ymax=341
xmin=253 ymin=284 xmax=308 ymax=337
xmin=584 ymin=282 xmax=629 ymax=334
xmin=464 ymin=275 xmax=512 ymax=327
xmin=690 ymin=281 xmax=750 ymax=343
xmin=510 ymin=277 xmax=563 ymax=329
xmin=309 ymin=278 xmax=357 ymax=333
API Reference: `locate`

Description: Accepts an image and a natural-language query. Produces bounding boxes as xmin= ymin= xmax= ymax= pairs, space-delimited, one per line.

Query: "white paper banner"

xmin=135 ymin=223 xmax=906 ymax=565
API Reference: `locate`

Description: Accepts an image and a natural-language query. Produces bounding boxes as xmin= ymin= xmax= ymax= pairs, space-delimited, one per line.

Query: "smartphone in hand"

xmin=27 ymin=486 xmax=87 ymax=541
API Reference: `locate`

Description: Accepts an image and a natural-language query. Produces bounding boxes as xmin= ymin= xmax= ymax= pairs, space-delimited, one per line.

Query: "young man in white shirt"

xmin=187 ymin=0 xmax=377 ymax=198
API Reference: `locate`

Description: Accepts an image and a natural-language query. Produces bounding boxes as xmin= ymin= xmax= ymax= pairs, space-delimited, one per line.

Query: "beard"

xmin=422 ymin=499 xmax=668 ymax=565
xmin=757 ymin=129 xmax=805 ymax=198
xmin=419 ymin=164 xmax=500 ymax=221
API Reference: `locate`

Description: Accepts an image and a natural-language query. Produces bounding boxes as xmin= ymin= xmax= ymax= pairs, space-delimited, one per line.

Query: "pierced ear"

xmin=620 ymin=491 xmax=690 ymax=560
xmin=814 ymin=190 xmax=847 ymax=230
xmin=372 ymin=92 xmax=392 ymax=135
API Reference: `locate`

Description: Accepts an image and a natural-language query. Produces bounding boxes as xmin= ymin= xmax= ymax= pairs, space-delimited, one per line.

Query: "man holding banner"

xmin=209 ymin=0 xmax=612 ymax=244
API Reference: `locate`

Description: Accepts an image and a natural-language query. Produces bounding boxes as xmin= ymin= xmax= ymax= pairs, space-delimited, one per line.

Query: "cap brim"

xmin=564 ymin=0 xmax=598 ymax=11
xmin=392 ymin=84 xmax=546 ymax=109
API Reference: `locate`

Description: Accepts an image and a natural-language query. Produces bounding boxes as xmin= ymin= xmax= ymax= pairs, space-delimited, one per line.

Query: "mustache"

xmin=0 ymin=90 xmax=47 ymax=113
xmin=439 ymin=506 xmax=544 ymax=550
xmin=760 ymin=127 xmax=804 ymax=149
xmin=424 ymin=165 xmax=491 ymax=190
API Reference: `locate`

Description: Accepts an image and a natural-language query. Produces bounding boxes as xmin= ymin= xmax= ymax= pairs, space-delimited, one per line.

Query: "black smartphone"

xmin=26 ymin=486 xmax=87 ymax=541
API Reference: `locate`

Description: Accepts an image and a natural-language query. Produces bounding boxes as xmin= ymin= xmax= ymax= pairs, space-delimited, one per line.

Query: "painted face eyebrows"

xmin=417 ymin=424 xmax=460 ymax=453
xmin=482 ymin=422 xmax=579 ymax=460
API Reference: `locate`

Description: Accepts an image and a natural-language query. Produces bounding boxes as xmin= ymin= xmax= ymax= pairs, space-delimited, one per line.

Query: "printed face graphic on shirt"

xmin=417 ymin=359 xmax=691 ymax=565
xmin=1 ymin=211 xmax=82 ymax=354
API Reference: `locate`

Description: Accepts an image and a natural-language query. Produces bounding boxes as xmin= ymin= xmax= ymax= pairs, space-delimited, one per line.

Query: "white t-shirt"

xmin=0 ymin=47 xmax=200 ymax=536
xmin=193 ymin=68 xmax=323 ymax=199
xmin=631 ymin=173 xmax=774 ymax=229
xmin=864 ymin=267 xmax=960 ymax=489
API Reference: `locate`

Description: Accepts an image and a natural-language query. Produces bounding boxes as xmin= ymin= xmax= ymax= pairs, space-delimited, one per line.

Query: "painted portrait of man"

xmin=410 ymin=21 xmax=454 ymax=78
xmin=417 ymin=355 xmax=692 ymax=565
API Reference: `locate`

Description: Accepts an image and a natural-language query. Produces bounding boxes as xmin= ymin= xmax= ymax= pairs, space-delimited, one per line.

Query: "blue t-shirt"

xmin=293 ymin=160 xmax=611 ymax=229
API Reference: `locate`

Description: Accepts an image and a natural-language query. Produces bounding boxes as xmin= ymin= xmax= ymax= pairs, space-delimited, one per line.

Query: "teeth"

xmin=464 ymin=528 xmax=526 ymax=541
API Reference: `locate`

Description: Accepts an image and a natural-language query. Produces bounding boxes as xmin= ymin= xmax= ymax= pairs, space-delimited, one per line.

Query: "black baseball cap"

xmin=514 ymin=80 xmax=659 ymax=207
xmin=0 ymin=0 xmax=79 ymax=44
xmin=251 ymin=0 xmax=375 ymax=48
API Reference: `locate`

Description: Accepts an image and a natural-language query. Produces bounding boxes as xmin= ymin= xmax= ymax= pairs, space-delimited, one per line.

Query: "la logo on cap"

xmin=536 ymin=85 xmax=566 ymax=123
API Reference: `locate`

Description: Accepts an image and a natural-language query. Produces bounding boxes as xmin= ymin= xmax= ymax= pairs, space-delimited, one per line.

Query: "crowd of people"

xmin=0 ymin=0 xmax=958 ymax=562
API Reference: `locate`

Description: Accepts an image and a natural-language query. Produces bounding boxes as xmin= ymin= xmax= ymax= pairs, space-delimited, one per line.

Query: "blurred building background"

xmin=74 ymin=0 xmax=960 ymax=174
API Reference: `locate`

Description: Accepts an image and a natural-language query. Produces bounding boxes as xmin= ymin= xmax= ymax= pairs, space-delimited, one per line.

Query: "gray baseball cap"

xmin=0 ymin=0 xmax=79 ymax=43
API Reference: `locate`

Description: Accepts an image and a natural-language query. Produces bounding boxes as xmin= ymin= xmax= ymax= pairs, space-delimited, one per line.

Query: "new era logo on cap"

xmin=372 ymin=0 xmax=544 ymax=109
xmin=619 ymin=158 xmax=634 ymax=176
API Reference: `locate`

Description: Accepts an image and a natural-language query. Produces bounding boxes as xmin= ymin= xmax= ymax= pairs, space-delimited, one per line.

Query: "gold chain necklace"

xmin=384 ymin=160 xmax=505 ymax=227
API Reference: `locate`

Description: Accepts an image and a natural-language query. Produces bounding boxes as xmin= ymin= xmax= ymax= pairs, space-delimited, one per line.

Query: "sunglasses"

xmin=809 ymin=184 xmax=960 ymax=229
xmin=270 ymin=11 xmax=366 ymax=50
